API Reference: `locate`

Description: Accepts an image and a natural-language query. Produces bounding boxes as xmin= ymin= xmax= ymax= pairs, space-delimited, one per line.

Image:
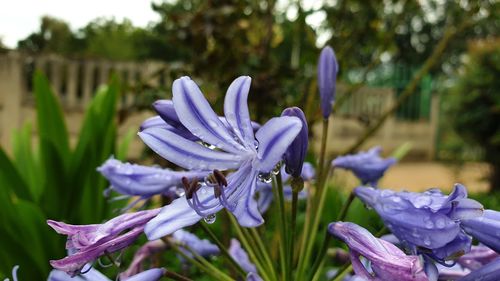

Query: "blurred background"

xmin=0 ymin=0 xmax=499 ymax=277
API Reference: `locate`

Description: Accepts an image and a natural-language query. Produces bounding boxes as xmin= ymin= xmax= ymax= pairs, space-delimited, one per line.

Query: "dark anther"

xmin=182 ymin=177 xmax=200 ymax=199
xmin=212 ymin=170 xmax=227 ymax=199
xmin=213 ymin=169 xmax=228 ymax=187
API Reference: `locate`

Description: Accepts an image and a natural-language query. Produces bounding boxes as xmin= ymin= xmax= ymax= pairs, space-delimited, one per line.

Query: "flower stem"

xmin=337 ymin=191 xmax=356 ymax=221
xmin=227 ymin=213 xmax=275 ymax=281
xmin=248 ymin=227 xmax=279 ymax=281
xmin=307 ymin=234 xmax=331 ymax=281
xmin=199 ymin=223 xmax=247 ymax=279
xmin=317 ymin=119 xmax=329 ymax=184
xmin=164 ymin=270 xmax=194 ymax=281
xmin=330 ymin=264 xmax=352 ymax=281
xmin=272 ymin=173 xmax=289 ymax=280
xmin=288 ymin=177 xmax=303 ymax=276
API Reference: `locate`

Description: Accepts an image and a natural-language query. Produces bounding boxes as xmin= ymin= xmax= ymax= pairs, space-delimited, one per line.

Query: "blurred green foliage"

xmin=0 ymin=72 xmax=126 ymax=279
xmin=446 ymin=39 xmax=500 ymax=191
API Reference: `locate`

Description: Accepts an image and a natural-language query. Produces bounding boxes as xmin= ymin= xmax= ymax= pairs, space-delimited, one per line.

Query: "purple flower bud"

xmin=461 ymin=210 xmax=500 ymax=253
xmin=328 ymin=222 xmax=428 ymax=281
xmin=172 ymin=229 xmax=220 ymax=259
xmin=354 ymin=184 xmax=483 ymax=264
xmin=457 ymin=257 xmax=500 ymax=281
xmin=47 ymin=209 xmax=160 ymax=276
xmin=332 ymin=146 xmax=396 ymax=186
xmin=318 ymin=46 xmax=338 ymax=118
xmin=97 ymin=157 xmax=208 ymax=197
xmin=281 ymin=107 xmax=308 ymax=178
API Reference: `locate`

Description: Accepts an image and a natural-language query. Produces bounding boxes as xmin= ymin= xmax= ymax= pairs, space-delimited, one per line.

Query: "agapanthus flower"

xmin=332 ymin=146 xmax=396 ymax=186
xmin=354 ymin=184 xmax=483 ymax=264
xmin=172 ymin=229 xmax=219 ymax=259
xmin=318 ymin=46 xmax=338 ymax=118
xmin=97 ymin=157 xmax=207 ymax=198
xmin=139 ymin=76 xmax=302 ymax=239
xmin=256 ymin=163 xmax=315 ymax=213
xmin=281 ymin=107 xmax=308 ymax=178
xmin=47 ymin=209 xmax=160 ymax=275
xmin=457 ymin=245 xmax=499 ymax=270
xmin=229 ymin=238 xmax=262 ymax=280
xmin=457 ymin=257 xmax=500 ymax=281
xmin=48 ymin=267 xmax=165 ymax=281
xmin=328 ymin=222 xmax=429 ymax=281
xmin=119 ymin=240 xmax=168 ymax=279
xmin=461 ymin=209 xmax=500 ymax=253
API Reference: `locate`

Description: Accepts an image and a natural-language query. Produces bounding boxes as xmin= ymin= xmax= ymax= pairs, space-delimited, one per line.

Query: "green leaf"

xmin=116 ymin=128 xmax=135 ymax=160
xmin=0 ymin=147 xmax=32 ymax=202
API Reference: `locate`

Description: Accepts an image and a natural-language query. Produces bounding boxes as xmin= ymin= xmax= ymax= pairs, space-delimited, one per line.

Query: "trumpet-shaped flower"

xmin=461 ymin=209 xmax=500 ymax=253
xmin=229 ymin=238 xmax=262 ymax=281
xmin=139 ymin=76 xmax=302 ymax=239
xmin=328 ymin=222 xmax=429 ymax=281
xmin=354 ymin=184 xmax=483 ymax=264
xmin=98 ymin=157 xmax=208 ymax=197
xmin=172 ymin=229 xmax=220 ymax=259
xmin=47 ymin=209 xmax=160 ymax=275
xmin=332 ymin=146 xmax=396 ymax=186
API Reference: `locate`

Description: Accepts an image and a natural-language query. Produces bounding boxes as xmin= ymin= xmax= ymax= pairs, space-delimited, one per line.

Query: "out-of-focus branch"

xmin=343 ymin=19 xmax=474 ymax=154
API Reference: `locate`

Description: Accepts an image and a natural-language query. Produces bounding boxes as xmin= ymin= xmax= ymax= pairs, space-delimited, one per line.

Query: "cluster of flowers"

xmin=21 ymin=45 xmax=498 ymax=281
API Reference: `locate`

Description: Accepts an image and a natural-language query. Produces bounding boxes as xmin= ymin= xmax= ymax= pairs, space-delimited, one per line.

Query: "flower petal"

xmin=124 ymin=268 xmax=166 ymax=281
xmin=172 ymin=76 xmax=246 ymax=154
xmin=139 ymin=127 xmax=244 ymax=170
xmin=230 ymin=169 xmax=263 ymax=227
xmin=224 ymin=76 xmax=255 ymax=148
xmin=457 ymin=257 xmax=500 ymax=281
xmin=254 ymin=116 xmax=302 ymax=172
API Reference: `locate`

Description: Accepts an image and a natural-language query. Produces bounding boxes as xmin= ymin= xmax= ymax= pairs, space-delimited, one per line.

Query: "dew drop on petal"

xmin=203 ymin=214 xmax=216 ymax=224
xmin=425 ymin=220 xmax=434 ymax=229
xmin=175 ymin=187 xmax=185 ymax=197
xmin=258 ymin=173 xmax=272 ymax=183
xmin=423 ymin=236 xmax=431 ymax=246
xmin=435 ymin=218 xmax=446 ymax=229
xmin=413 ymin=196 xmax=432 ymax=208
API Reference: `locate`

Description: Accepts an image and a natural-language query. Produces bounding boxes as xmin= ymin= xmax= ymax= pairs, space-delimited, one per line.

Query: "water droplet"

xmin=208 ymin=120 xmax=218 ymax=128
xmin=253 ymin=140 xmax=259 ymax=150
xmin=412 ymin=196 xmax=432 ymax=208
xmin=425 ymin=220 xmax=434 ymax=229
xmin=381 ymin=189 xmax=393 ymax=197
xmin=391 ymin=196 xmax=402 ymax=203
xmin=271 ymin=162 xmax=281 ymax=175
xmin=175 ymin=187 xmax=185 ymax=197
xmin=423 ymin=237 xmax=431 ymax=246
xmin=203 ymin=214 xmax=216 ymax=224
xmin=258 ymin=173 xmax=272 ymax=183
xmin=435 ymin=218 xmax=446 ymax=229
xmin=202 ymin=142 xmax=216 ymax=149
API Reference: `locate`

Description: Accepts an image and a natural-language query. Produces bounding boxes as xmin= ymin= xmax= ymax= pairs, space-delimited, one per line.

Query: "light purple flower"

xmin=48 ymin=267 xmax=165 ymax=281
xmin=461 ymin=210 xmax=500 ymax=253
xmin=172 ymin=229 xmax=219 ymax=259
xmin=47 ymin=209 xmax=160 ymax=276
xmin=354 ymin=184 xmax=483 ymax=264
xmin=281 ymin=107 xmax=308 ymax=178
xmin=256 ymin=163 xmax=315 ymax=213
xmin=139 ymin=76 xmax=302 ymax=239
xmin=332 ymin=146 xmax=396 ymax=186
xmin=458 ymin=245 xmax=499 ymax=270
xmin=4 ymin=265 xmax=19 ymax=281
xmin=97 ymin=157 xmax=208 ymax=197
xmin=328 ymin=222 xmax=429 ymax=281
xmin=318 ymin=46 xmax=338 ymax=118
xmin=229 ymin=238 xmax=262 ymax=280
xmin=457 ymin=257 xmax=500 ymax=281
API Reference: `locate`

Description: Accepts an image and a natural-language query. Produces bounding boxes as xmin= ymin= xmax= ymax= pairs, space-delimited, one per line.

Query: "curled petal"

xmin=172 ymin=76 xmax=246 ymax=154
xmin=230 ymin=169 xmax=263 ymax=227
xmin=224 ymin=76 xmax=255 ymax=148
xmin=153 ymin=100 xmax=182 ymax=127
xmin=254 ymin=116 xmax=302 ymax=173
xmin=139 ymin=127 xmax=244 ymax=170
xmin=461 ymin=210 xmax=500 ymax=253
xmin=457 ymin=257 xmax=500 ymax=281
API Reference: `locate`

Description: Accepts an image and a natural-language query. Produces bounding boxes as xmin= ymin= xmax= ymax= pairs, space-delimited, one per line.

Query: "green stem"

xmin=316 ymin=119 xmax=329 ymax=189
xmin=164 ymin=270 xmax=194 ymax=281
xmin=288 ymin=177 xmax=303 ymax=276
xmin=273 ymin=173 xmax=289 ymax=280
xmin=199 ymin=223 xmax=247 ymax=279
xmin=248 ymin=227 xmax=279 ymax=281
xmin=307 ymin=234 xmax=331 ymax=281
xmin=227 ymin=213 xmax=274 ymax=281
xmin=337 ymin=191 xmax=356 ymax=221
xmin=330 ymin=264 xmax=352 ymax=281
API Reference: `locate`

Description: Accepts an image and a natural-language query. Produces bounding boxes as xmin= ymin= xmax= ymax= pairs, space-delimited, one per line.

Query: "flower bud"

xmin=318 ymin=46 xmax=338 ymax=118
xmin=281 ymin=107 xmax=308 ymax=178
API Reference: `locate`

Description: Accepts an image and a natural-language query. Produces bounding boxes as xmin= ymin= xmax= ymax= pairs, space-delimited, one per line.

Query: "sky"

xmin=0 ymin=0 xmax=160 ymax=48
xmin=0 ymin=0 xmax=327 ymax=49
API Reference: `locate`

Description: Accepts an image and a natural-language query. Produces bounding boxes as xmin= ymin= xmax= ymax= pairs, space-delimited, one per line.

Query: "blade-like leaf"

xmin=0 ymin=147 xmax=32 ymax=202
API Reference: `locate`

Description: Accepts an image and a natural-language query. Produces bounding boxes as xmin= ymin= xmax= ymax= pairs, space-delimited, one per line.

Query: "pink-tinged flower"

xmin=47 ymin=209 xmax=160 ymax=276
xmin=328 ymin=222 xmax=429 ymax=281
xmin=332 ymin=146 xmax=396 ymax=186
xmin=139 ymin=76 xmax=302 ymax=239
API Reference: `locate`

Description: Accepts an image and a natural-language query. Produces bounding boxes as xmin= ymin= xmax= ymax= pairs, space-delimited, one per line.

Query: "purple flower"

xmin=256 ymin=163 xmax=315 ymax=213
xmin=457 ymin=257 xmax=500 ymax=281
xmin=332 ymin=146 xmax=396 ymax=186
xmin=172 ymin=229 xmax=220 ymax=258
xmin=318 ymin=46 xmax=338 ymax=118
xmin=97 ymin=157 xmax=208 ymax=197
xmin=281 ymin=107 xmax=308 ymax=178
xmin=48 ymin=267 xmax=165 ymax=281
xmin=458 ymin=245 xmax=499 ymax=270
xmin=139 ymin=76 xmax=302 ymax=239
xmin=461 ymin=210 xmax=500 ymax=253
xmin=328 ymin=222 xmax=429 ymax=281
xmin=120 ymin=240 xmax=168 ymax=279
xmin=47 ymin=209 xmax=160 ymax=276
xmin=229 ymin=238 xmax=262 ymax=280
xmin=354 ymin=184 xmax=483 ymax=264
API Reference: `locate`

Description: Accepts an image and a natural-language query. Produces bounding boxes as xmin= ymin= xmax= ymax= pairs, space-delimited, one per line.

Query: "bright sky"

xmin=0 ymin=0 xmax=160 ymax=48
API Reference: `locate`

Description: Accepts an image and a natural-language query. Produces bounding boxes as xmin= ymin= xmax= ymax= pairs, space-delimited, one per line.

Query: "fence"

xmin=0 ymin=51 xmax=439 ymax=160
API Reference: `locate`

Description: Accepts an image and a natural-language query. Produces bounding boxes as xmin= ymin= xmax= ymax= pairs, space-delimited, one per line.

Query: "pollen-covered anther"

xmin=182 ymin=177 xmax=201 ymax=200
